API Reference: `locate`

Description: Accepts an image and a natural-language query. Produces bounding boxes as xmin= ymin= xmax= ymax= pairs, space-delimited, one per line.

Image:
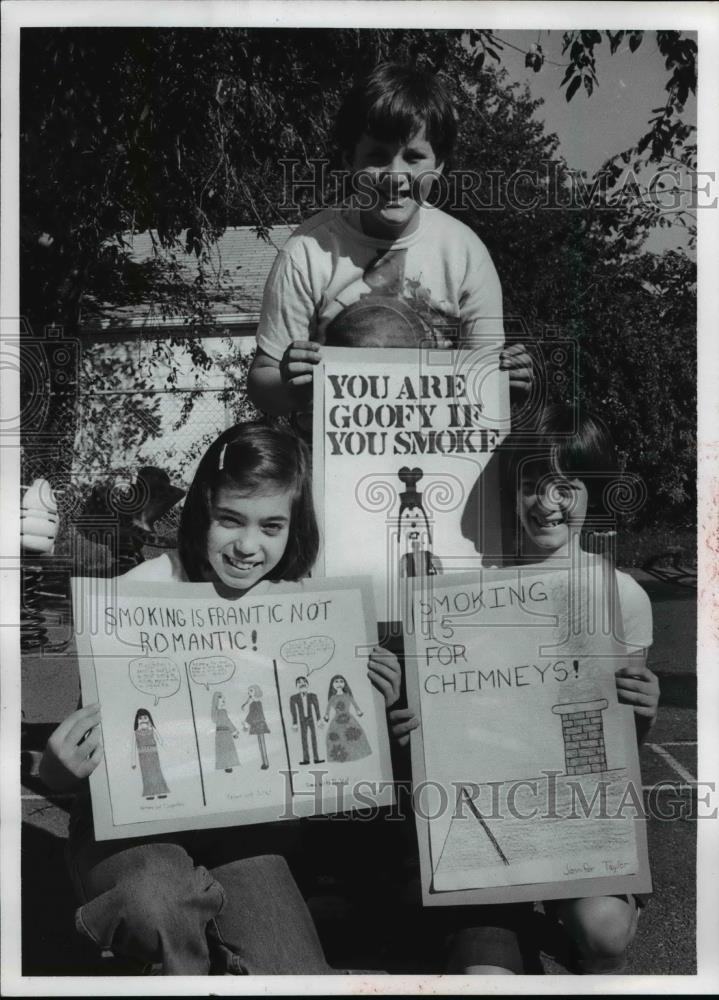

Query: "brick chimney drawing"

xmin=551 ymin=699 xmax=609 ymax=775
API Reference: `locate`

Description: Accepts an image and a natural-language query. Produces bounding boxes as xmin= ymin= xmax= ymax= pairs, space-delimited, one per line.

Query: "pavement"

xmin=18 ymin=568 xmax=697 ymax=977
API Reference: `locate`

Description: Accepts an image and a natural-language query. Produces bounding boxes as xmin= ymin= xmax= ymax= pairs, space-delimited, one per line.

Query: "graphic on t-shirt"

xmin=324 ymin=248 xmax=458 ymax=348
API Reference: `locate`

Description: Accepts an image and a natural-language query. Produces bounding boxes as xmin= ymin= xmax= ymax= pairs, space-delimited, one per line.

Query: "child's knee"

xmin=560 ymin=896 xmax=637 ymax=971
xmin=76 ymin=843 xmax=223 ymax=955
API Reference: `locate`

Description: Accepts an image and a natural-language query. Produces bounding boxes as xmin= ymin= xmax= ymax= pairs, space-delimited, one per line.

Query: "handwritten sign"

xmin=404 ymin=559 xmax=652 ymax=905
xmin=73 ymin=576 xmax=393 ymax=840
xmin=128 ymin=657 xmax=181 ymax=706
xmin=313 ymin=346 xmax=510 ymax=623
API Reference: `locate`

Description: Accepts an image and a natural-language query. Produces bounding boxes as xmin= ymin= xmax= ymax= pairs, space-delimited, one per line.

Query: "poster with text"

xmin=313 ymin=346 xmax=510 ymax=623
xmin=72 ymin=575 xmax=393 ymax=840
xmin=404 ymin=557 xmax=652 ymax=905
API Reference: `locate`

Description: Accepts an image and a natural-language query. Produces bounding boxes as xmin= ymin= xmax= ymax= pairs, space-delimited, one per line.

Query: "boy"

xmin=248 ymin=62 xmax=532 ymax=421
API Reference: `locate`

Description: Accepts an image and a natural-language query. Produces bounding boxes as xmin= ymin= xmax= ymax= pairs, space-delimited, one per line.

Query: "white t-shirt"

xmin=615 ymin=569 xmax=653 ymax=650
xmin=256 ymin=205 xmax=504 ymax=357
xmin=119 ymin=550 xmax=188 ymax=583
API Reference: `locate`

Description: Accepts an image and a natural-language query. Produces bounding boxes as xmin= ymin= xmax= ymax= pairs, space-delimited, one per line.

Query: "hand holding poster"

xmin=73 ymin=575 xmax=393 ymax=840
xmin=404 ymin=556 xmax=652 ymax=905
xmin=313 ymin=345 xmax=510 ymax=623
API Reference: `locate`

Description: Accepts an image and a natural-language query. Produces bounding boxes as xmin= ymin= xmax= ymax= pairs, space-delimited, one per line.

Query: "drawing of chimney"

xmin=551 ymin=699 xmax=609 ymax=775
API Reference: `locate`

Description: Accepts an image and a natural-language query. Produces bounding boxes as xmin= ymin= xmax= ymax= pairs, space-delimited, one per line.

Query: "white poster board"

xmin=72 ymin=575 xmax=394 ymax=840
xmin=404 ymin=558 xmax=652 ymax=905
xmin=313 ymin=346 xmax=510 ymax=623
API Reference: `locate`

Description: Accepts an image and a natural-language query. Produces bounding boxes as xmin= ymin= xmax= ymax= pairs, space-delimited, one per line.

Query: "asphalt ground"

xmin=17 ymin=569 xmax=698 ymax=978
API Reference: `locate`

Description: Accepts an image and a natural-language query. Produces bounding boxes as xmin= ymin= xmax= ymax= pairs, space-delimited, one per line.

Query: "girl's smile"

xmin=519 ymin=473 xmax=589 ymax=559
xmin=205 ymin=488 xmax=291 ymax=592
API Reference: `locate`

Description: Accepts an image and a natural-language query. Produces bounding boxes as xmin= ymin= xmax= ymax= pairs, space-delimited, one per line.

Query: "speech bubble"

xmin=188 ymin=655 xmax=236 ymax=691
xmin=128 ymin=657 xmax=181 ymax=707
xmin=280 ymin=635 xmax=335 ymax=678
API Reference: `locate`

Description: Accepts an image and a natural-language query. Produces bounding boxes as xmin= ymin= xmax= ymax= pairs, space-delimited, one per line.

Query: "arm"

xmin=615 ymin=650 xmax=660 ymax=744
xmin=289 ymin=694 xmax=298 ymax=727
xmin=349 ymin=694 xmax=364 ymax=718
xmin=247 ymin=346 xmax=320 ymax=416
xmin=499 ymin=342 xmax=534 ymax=396
xmin=39 ymin=704 xmax=103 ymax=793
xmin=248 ymin=246 xmax=321 ymax=415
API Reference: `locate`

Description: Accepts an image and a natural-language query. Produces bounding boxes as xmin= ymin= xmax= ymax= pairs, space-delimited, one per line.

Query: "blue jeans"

xmin=68 ymin=795 xmax=332 ymax=975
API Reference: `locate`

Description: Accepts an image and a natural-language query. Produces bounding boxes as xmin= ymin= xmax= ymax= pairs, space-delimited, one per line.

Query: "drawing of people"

xmin=211 ymin=691 xmax=240 ymax=773
xmin=131 ymin=708 xmax=169 ymax=799
xmin=323 ymin=675 xmax=372 ymax=764
xmin=289 ymin=676 xmax=325 ymax=765
xmin=241 ymin=685 xmax=270 ymax=770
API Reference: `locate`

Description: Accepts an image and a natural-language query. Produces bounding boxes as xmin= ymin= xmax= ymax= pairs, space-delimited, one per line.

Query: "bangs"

xmin=336 ymin=63 xmax=456 ymax=163
xmin=365 ymin=91 xmax=429 ymax=148
xmin=518 ymin=437 xmax=613 ymax=484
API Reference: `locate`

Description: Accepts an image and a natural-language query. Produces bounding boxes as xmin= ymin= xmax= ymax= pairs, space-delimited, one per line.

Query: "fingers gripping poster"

xmin=313 ymin=346 xmax=511 ymax=622
xmin=72 ymin=576 xmax=393 ymax=840
xmin=404 ymin=558 xmax=652 ymax=905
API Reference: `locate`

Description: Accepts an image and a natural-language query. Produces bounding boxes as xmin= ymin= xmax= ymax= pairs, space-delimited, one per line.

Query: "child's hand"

xmin=499 ymin=343 xmax=533 ymax=393
xmin=615 ymin=662 xmax=660 ymax=725
xmin=39 ymin=704 xmax=103 ymax=792
xmin=389 ymin=707 xmax=419 ymax=747
xmin=279 ymin=340 xmax=321 ymax=388
xmin=367 ymin=645 xmax=402 ymax=708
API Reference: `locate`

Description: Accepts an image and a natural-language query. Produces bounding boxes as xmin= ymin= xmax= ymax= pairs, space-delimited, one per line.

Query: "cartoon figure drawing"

xmin=242 ymin=685 xmax=270 ymax=770
xmin=131 ymin=708 xmax=169 ymax=799
xmin=323 ymin=674 xmax=372 ymax=763
xmin=211 ymin=691 xmax=240 ymax=773
xmin=289 ymin=676 xmax=325 ymax=765
xmin=396 ymin=467 xmax=442 ymax=578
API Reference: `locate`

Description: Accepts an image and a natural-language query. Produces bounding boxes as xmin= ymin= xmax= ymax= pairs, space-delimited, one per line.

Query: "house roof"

xmin=82 ymin=224 xmax=294 ymax=332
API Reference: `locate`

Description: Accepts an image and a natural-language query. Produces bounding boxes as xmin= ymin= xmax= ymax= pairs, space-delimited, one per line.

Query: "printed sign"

xmin=313 ymin=346 xmax=510 ymax=622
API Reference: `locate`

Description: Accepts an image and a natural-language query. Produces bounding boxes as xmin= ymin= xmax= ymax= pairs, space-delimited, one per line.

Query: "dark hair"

xmin=335 ymin=62 xmax=456 ymax=165
xmin=505 ymin=403 xmax=619 ymax=532
xmin=327 ymin=673 xmax=353 ymax=701
xmin=178 ymin=422 xmax=319 ymax=583
xmin=295 ymin=676 xmax=308 ymax=687
xmin=134 ymin=708 xmax=155 ymax=730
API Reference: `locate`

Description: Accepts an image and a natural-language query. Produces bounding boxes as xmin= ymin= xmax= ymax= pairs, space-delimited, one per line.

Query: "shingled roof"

xmin=82 ymin=225 xmax=294 ymax=331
